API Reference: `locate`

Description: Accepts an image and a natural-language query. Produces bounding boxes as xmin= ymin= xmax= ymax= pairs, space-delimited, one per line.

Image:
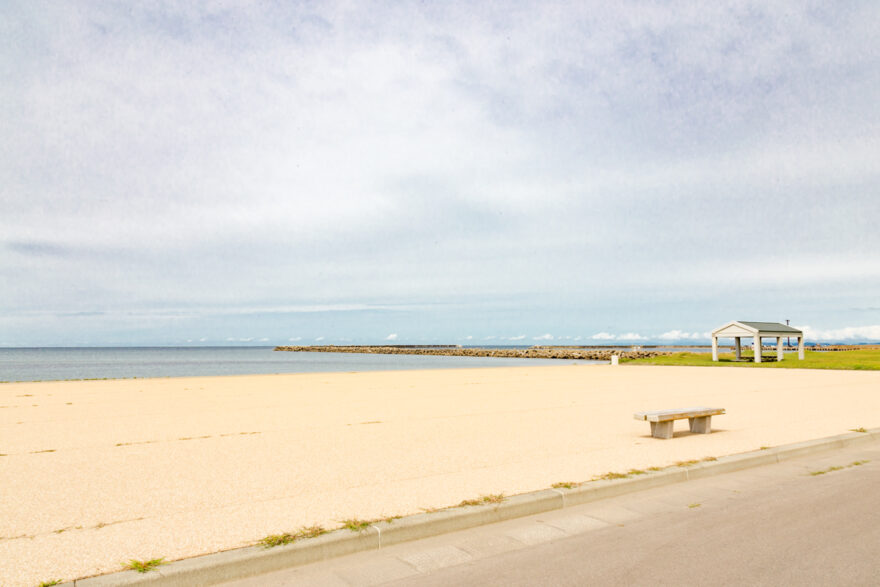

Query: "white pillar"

xmin=735 ymin=337 xmax=741 ymax=360
xmin=777 ymin=337 xmax=783 ymax=361
xmin=712 ymin=336 xmax=718 ymax=361
xmin=798 ymin=335 xmax=805 ymax=360
xmin=754 ymin=335 xmax=762 ymax=363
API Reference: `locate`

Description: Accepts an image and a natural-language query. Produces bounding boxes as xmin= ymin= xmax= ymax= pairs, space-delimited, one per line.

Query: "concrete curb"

xmin=67 ymin=427 xmax=880 ymax=586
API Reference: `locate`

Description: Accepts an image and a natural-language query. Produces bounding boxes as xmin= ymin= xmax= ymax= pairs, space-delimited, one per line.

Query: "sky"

xmin=2 ymin=1 xmax=879 ymax=347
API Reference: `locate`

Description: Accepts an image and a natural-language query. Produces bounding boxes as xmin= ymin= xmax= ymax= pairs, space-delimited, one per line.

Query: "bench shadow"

xmin=640 ymin=428 xmax=728 ymax=439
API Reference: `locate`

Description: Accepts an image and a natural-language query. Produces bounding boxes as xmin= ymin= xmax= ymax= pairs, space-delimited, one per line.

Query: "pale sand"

xmin=2 ymin=365 xmax=879 ymax=586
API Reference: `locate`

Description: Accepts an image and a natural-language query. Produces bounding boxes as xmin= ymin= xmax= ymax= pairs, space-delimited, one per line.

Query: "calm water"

xmin=0 ymin=347 xmax=604 ymax=382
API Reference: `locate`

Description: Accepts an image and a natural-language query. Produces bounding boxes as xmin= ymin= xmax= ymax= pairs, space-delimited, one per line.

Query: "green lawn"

xmin=624 ymin=349 xmax=880 ymax=370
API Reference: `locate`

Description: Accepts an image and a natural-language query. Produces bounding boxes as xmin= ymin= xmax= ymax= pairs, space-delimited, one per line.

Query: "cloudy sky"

xmin=2 ymin=1 xmax=878 ymax=346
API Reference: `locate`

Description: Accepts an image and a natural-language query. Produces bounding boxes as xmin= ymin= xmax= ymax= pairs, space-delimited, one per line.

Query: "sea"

xmin=0 ymin=346 xmax=608 ymax=382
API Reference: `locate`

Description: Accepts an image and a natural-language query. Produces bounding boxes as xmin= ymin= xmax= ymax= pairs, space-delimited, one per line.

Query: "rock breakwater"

xmin=273 ymin=345 xmax=670 ymax=361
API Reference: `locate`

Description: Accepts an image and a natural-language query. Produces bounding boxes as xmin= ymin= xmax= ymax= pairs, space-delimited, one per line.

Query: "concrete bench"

xmin=633 ymin=407 xmax=725 ymax=439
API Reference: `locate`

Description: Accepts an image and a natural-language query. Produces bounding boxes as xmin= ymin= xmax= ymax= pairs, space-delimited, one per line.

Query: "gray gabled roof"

xmin=737 ymin=321 xmax=802 ymax=334
xmin=712 ymin=320 xmax=803 ymax=336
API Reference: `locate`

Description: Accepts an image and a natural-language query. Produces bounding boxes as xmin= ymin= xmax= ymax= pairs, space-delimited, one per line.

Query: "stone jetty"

xmin=273 ymin=345 xmax=670 ymax=361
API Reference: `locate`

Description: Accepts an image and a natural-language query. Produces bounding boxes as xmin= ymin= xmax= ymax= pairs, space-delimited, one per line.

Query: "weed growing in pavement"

xmin=340 ymin=518 xmax=374 ymax=532
xmin=809 ymin=460 xmax=870 ymax=476
xmin=458 ymin=493 xmax=505 ymax=507
xmin=38 ymin=580 xmax=62 ymax=586
xmin=594 ymin=471 xmax=629 ymax=481
xmin=688 ymin=503 xmax=701 ymax=509
xmin=123 ymin=558 xmax=166 ymax=573
xmin=259 ymin=525 xmax=326 ymax=548
xmin=850 ymin=427 xmax=868 ymax=433
xmin=810 ymin=466 xmax=844 ymax=476
xmin=338 ymin=513 xmax=403 ymax=532
xmin=457 ymin=497 xmax=483 ymax=506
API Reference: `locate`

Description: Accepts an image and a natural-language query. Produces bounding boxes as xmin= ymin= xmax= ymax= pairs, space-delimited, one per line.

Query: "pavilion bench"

xmin=633 ymin=407 xmax=725 ymax=439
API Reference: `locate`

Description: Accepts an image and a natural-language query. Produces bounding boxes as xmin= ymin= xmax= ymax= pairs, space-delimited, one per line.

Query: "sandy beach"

xmin=2 ymin=364 xmax=879 ymax=586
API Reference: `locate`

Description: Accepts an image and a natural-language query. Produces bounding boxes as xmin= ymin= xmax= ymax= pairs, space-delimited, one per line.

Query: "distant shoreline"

xmin=274 ymin=345 xmax=673 ymax=360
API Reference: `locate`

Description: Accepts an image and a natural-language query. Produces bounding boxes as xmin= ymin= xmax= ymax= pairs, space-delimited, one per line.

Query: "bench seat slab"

xmin=633 ymin=407 xmax=725 ymax=422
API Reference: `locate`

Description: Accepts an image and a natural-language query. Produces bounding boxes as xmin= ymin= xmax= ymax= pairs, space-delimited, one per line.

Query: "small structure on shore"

xmin=711 ymin=321 xmax=804 ymax=363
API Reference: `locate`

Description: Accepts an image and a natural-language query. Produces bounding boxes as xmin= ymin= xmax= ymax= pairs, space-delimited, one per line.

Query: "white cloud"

xmin=288 ymin=336 xmax=302 ymax=341
xmin=385 ymin=333 xmax=398 ymax=341
xmin=507 ymin=335 xmax=527 ymax=341
xmin=1 ymin=3 xmax=877 ymax=345
xmin=798 ymin=325 xmax=880 ymax=342
xmin=617 ymin=333 xmax=647 ymax=341
xmin=657 ymin=330 xmax=709 ymax=341
xmin=533 ymin=333 xmax=554 ymax=341
xmin=315 ymin=336 xmax=324 ymax=341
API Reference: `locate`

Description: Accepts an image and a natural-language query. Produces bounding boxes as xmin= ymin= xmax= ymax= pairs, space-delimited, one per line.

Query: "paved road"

xmin=224 ymin=439 xmax=880 ymax=586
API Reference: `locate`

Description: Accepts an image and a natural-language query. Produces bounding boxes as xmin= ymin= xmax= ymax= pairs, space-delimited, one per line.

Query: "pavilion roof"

xmin=712 ymin=321 xmax=803 ymax=336
xmin=737 ymin=321 xmax=802 ymax=333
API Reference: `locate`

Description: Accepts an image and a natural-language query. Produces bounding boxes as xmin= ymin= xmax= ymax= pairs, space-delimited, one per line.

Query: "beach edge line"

xmin=67 ymin=426 xmax=880 ymax=586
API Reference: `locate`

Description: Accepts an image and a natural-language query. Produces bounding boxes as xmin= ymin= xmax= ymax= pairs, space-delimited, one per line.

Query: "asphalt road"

xmin=224 ymin=438 xmax=880 ymax=586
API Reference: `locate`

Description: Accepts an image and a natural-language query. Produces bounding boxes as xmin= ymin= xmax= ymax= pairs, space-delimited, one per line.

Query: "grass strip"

xmin=623 ymin=349 xmax=880 ymax=370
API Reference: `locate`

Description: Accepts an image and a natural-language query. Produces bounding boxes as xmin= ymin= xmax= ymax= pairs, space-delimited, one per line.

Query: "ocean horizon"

xmin=0 ymin=346 xmax=611 ymax=382
xmin=6 ymin=342 xmax=853 ymax=382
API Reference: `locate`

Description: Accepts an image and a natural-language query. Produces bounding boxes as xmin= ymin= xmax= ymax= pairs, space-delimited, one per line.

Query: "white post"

xmin=798 ymin=335 xmax=805 ymax=360
xmin=735 ymin=337 xmax=741 ymax=360
xmin=754 ymin=335 xmax=762 ymax=363
xmin=712 ymin=336 xmax=718 ymax=361
xmin=777 ymin=337 xmax=783 ymax=361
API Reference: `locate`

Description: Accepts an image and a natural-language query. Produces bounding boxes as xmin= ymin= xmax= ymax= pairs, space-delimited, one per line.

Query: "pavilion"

xmin=711 ymin=321 xmax=804 ymax=363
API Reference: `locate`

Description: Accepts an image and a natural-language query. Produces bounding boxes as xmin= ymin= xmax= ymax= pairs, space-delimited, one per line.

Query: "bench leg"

xmin=688 ymin=416 xmax=712 ymax=434
xmin=650 ymin=420 xmax=674 ymax=439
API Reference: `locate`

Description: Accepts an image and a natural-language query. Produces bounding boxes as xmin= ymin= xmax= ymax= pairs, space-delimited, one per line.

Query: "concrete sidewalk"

xmin=223 ymin=437 xmax=880 ymax=586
